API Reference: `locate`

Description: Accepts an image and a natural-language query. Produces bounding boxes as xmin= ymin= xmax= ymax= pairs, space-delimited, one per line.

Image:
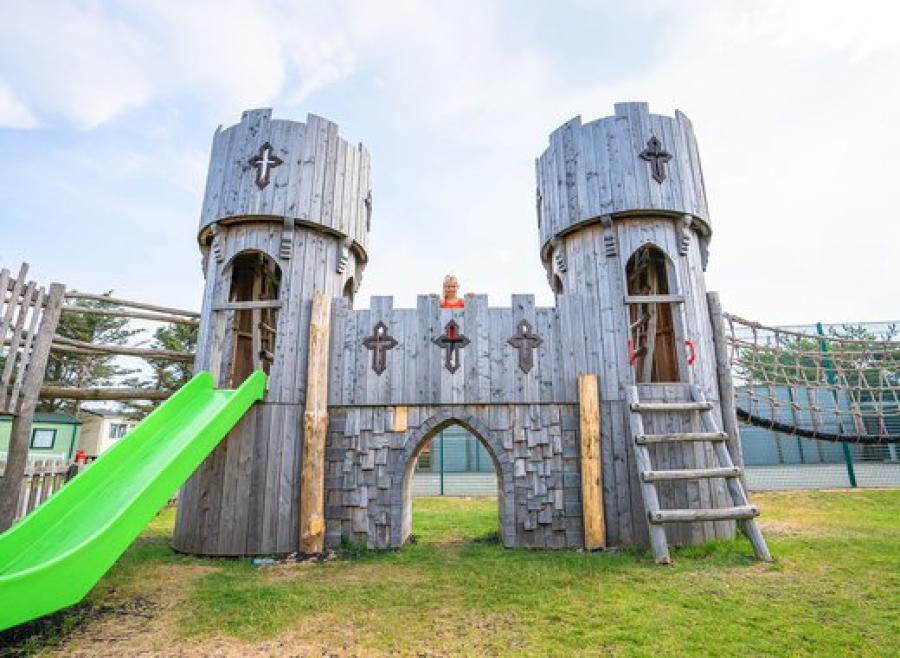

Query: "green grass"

xmin=7 ymin=490 xmax=900 ymax=656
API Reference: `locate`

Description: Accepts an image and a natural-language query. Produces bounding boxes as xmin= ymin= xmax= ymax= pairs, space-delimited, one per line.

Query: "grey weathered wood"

xmin=64 ymin=291 xmax=199 ymax=318
xmin=631 ymin=401 xmax=712 ymax=412
xmin=707 ymin=292 xmax=745 ymax=473
xmin=641 ymin=466 xmax=742 ymax=482
xmin=649 ymin=506 xmax=758 ymax=523
xmin=176 ymin=101 xmax=744 ymax=557
xmin=535 ymin=103 xmax=710 ymax=272
xmin=623 ymin=294 xmax=685 ymax=305
xmin=50 ymin=336 xmax=193 ymax=362
xmin=635 ymin=431 xmax=727 ymax=444
xmin=213 ymin=300 xmax=283 ymax=311
xmin=38 ymin=386 xmax=170 ymax=401
xmin=626 ymin=386 xmax=671 ymax=563
xmin=0 ymin=264 xmax=28 ymax=402
xmin=692 ymin=385 xmax=772 ymax=561
xmin=0 ymin=282 xmax=64 ymax=531
xmin=60 ymin=304 xmax=199 ymax=325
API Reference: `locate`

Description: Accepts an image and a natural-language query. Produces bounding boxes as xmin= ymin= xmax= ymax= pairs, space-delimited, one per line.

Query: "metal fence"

xmin=412 ymin=426 xmax=499 ymax=496
xmin=411 ymin=423 xmax=900 ymax=497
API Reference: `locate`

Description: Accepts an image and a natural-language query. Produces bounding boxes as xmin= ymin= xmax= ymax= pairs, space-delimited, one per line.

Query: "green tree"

xmin=119 ymin=321 xmax=198 ymax=418
xmin=40 ymin=294 xmax=143 ymax=414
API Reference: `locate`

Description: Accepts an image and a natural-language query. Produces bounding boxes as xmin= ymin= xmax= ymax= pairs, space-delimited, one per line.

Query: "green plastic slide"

xmin=0 ymin=370 xmax=266 ymax=631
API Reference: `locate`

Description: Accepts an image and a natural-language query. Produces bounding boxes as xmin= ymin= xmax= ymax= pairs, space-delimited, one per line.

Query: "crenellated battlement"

xmin=198 ymin=109 xmax=372 ymax=263
xmin=536 ymin=102 xmax=710 ymax=276
xmin=329 ymin=294 xmax=573 ymax=407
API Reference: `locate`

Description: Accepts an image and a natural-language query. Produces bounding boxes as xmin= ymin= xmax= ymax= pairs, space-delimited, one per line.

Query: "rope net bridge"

xmin=723 ymin=314 xmax=900 ymax=445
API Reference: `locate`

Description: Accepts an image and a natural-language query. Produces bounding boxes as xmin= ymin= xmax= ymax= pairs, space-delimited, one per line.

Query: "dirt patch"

xmin=757 ymin=518 xmax=817 ymax=537
xmin=36 ymin=565 xmax=218 ymax=658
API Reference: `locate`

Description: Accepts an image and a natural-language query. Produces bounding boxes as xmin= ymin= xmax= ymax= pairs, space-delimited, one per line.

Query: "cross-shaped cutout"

xmin=639 ymin=136 xmax=672 ymax=184
xmin=362 ymin=321 xmax=397 ymax=375
xmin=508 ymin=319 xmax=543 ymax=374
xmin=432 ymin=319 xmax=469 ymax=373
xmin=249 ymin=142 xmax=283 ymax=189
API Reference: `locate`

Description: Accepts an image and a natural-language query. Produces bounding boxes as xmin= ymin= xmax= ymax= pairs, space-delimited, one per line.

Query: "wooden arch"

xmin=625 ymin=243 xmax=680 ymax=382
xmin=393 ymin=410 xmax=515 ymax=548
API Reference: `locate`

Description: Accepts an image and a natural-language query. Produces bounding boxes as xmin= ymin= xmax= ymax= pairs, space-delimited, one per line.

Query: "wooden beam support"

xmin=623 ymin=294 xmax=684 ymax=304
xmin=61 ymin=305 xmax=199 ymax=325
xmin=64 ymin=291 xmax=199 ymax=318
xmin=213 ymin=300 xmax=283 ymax=312
xmin=578 ymin=373 xmax=605 ymax=550
xmin=649 ymin=505 xmax=759 ymax=524
xmin=39 ymin=386 xmax=170 ymax=401
xmin=50 ymin=336 xmax=194 ymax=362
xmin=707 ymin=291 xmax=746 ymax=475
xmin=299 ymin=292 xmax=332 ymax=554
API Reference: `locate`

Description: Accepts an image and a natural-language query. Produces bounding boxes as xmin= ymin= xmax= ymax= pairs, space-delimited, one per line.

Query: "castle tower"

xmin=173 ymin=109 xmax=371 ymax=555
xmin=536 ymin=102 xmax=735 ymax=547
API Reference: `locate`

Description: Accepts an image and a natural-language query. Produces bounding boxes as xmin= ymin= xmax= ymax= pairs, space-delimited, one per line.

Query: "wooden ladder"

xmin=626 ymin=383 xmax=772 ymax=564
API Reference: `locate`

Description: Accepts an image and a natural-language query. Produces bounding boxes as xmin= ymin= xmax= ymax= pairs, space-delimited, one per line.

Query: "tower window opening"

xmin=342 ymin=277 xmax=355 ymax=309
xmin=626 ymin=244 xmax=678 ymax=383
xmin=228 ymin=251 xmax=281 ymax=387
xmin=549 ymin=273 xmax=564 ymax=296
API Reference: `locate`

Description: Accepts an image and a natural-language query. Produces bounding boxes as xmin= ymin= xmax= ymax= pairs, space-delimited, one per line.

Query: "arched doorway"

xmin=625 ymin=243 xmax=681 ymax=383
xmin=225 ymin=250 xmax=281 ymax=387
xmin=394 ymin=412 xmax=515 ymax=548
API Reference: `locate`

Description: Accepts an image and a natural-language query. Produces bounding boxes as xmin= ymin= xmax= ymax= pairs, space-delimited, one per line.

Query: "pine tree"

xmin=40 ymin=294 xmax=143 ymax=414
xmin=119 ymin=321 xmax=198 ymax=418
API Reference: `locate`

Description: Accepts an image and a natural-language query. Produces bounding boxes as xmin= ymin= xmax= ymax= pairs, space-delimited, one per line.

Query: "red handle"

xmin=629 ymin=339 xmax=636 ymax=365
xmin=685 ymin=339 xmax=696 ymax=366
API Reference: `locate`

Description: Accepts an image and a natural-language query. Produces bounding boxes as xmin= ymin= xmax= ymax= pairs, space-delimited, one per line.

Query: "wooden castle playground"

xmin=2 ymin=101 xmax=900 ymax=630
xmin=173 ymin=101 xmax=768 ymax=562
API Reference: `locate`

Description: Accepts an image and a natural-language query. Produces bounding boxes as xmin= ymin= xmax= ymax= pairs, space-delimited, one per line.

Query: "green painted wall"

xmin=0 ymin=414 xmax=82 ymax=461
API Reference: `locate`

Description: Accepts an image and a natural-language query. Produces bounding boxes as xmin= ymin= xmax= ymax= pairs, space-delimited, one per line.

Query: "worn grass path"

xmin=2 ymin=490 xmax=898 ymax=656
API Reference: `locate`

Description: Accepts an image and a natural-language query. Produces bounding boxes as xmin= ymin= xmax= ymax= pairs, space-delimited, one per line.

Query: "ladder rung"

xmin=641 ymin=466 xmax=742 ymax=482
xmin=635 ymin=431 xmax=728 ymax=444
xmin=649 ymin=505 xmax=760 ymax=524
xmin=630 ymin=402 xmax=713 ymax=412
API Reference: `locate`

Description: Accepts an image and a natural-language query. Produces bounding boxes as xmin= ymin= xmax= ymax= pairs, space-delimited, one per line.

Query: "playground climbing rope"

xmin=723 ymin=313 xmax=900 ymax=444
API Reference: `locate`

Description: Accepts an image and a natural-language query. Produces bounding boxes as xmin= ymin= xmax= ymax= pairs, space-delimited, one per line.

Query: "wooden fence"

xmin=0 ymin=458 xmax=81 ymax=522
xmin=1 ymin=260 xmax=197 ymax=529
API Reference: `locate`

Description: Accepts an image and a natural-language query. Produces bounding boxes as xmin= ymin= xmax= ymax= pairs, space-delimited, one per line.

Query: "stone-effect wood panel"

xmin=324 ymin=405 xmax=583 ymax=550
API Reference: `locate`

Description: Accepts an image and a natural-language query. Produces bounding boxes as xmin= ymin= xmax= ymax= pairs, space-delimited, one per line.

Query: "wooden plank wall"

xmin=194 ymin=222 xmax=351 ymax=404
xmin=199 ymin=110 xmax=371 ymax=257
xmin=328 ymin=294 xmax=574 ymax=406
xmin=175 ymin=220 xmax=351 ymax=556
xmin=535 ymin=102 xmax=710 ymax=252
xmin=552 ymin=216 xmax=731 ymax=547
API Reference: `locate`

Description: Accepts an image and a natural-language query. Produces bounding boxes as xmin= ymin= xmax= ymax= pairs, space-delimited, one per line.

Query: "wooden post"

xmin=578 ymin=373 xmax=605 ymax=549
xmin=393 ymin=405 xmax=408 ymax=433
xmin=0 ymin=283 xmax=65 ymax=531
xmin=299 ymin=292 xmax=332 ymax=554
xmin=707 ymin=292 xmax=746 ymax=480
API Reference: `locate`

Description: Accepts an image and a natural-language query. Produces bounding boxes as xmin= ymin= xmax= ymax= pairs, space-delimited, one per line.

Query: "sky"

xmin=1 ymin=0 xmax=898 ymax=325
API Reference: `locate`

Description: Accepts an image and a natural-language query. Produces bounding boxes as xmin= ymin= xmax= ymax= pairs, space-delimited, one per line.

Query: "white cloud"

xmin=0 ymin=81 xmax=38 ymax=129
xmin=0 ymin=0 xmax=286 ymax=129
xmin=1 ymin=0 xmax=897 ymax=324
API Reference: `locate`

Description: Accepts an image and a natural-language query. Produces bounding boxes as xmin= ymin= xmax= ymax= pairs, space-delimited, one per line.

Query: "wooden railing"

xmin=0 ymin=458 xmax=83 ymax=522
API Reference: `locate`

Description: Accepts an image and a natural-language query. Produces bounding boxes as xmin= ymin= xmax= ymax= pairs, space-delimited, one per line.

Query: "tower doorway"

xmin=227 ymin=251 xmax=281 ymax=387
xmin=400 ymin=417 xmax=510 ymax=547
xmin=626 ymin=244 xmax=679 ymax=382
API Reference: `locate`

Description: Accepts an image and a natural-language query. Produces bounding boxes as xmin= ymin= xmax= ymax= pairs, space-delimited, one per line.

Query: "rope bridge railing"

xmin=723 ymin=313 xmax=900 ymax=445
